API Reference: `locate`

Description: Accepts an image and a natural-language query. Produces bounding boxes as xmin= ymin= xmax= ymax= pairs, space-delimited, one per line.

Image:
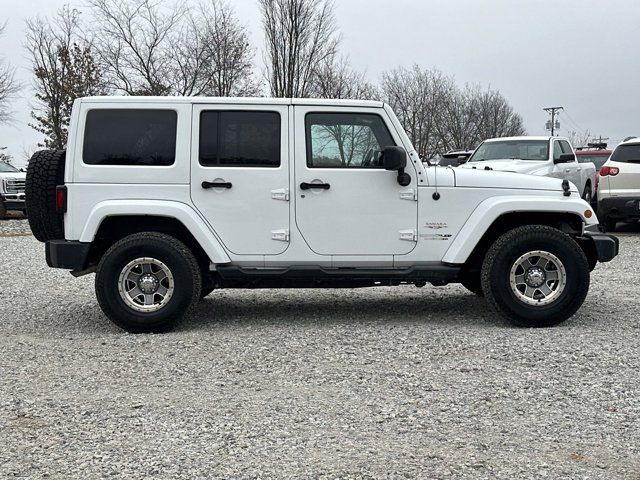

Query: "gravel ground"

xmin=1 ymin=221 xmax=639 ymax=479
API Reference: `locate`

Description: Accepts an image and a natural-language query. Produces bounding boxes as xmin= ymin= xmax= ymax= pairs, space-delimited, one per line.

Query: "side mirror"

xmin=382 ymin=146 xmax=407 ymax=171
xmin=381 ymin=146 xmax=411 ymax=186
xmin=554 ymin=153 xmax=575 ymax=164
xmin=456 ymin=156 xmax=468 ymax=165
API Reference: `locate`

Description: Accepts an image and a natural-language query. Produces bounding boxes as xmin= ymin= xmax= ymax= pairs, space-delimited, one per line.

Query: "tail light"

xmin=600 ymin=166 xmax=619 ymax=176
xmin=55 ymin=185 xmax=67 ymax=213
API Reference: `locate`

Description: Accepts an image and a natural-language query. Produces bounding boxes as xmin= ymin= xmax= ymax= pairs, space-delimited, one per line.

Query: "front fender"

xmin=80 ymin=199 xmax=231 ymax=265
xmin=442 ymin=195 xmax=598 ymax=264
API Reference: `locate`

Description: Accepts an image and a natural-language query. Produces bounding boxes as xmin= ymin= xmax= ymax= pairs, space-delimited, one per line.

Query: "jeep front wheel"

xmin=481 ymin=225 xmax=590 ymax=327
xmin=95 ymin=232 xmax=202 ymax=333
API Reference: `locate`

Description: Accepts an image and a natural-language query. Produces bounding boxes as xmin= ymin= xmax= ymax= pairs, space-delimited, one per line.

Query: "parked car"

xmin=437 ymin=150 xmax=474 ymax=167
xmin=25 ymin=96 xmax=617 ymax=332
xmin=460 ymin=136 xmax=597 ymax=203
xmin=0 ymin=162 xmax=27 ymax=219
xmin=576 ymin=144 xmax=611 ymax=171
xmin=575 ymin=143 xmax=611 ymax=208
xmin=597 ymin=137 xmax=640 ymax=231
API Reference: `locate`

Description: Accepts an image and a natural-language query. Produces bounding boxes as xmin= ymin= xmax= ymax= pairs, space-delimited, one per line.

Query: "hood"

xmin=461 ymin=158 xmax=551 ymax=175
xmin=453 ymin=167 xmax=578 ymax=192
xmin=0 ymin=171 xmax=26 ymax=180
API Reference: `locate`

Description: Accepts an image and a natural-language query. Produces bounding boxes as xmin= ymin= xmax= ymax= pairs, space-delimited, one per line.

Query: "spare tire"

xmin=25 ymin=149 xmax=66 ymax=242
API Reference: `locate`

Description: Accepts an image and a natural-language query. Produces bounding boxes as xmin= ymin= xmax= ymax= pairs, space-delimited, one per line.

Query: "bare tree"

xmin=568 ymin=130 xmax=591 ymax=148
xmin=382 ymin=65 xmax=453 ymax=160
xmin=0 ymin=23 xmax=20 ymax=125
xmin=382 ymin=65 xmax=526 ymax=159
xmin=26 ymin=7 xmax=104 ymax=148
xmin=260 ymin=0 xmax=340 ymax=97
xmin=472 ymin=86 xmax=526 ymax=141
xmin=87 ymin=0 xmax=185 ymax=95
xmin=309 ymin=56 xmax=377 ymax=100
xmin=88 ymin=0 xmax=257 ymax=97
xmin=191 ymin=0 xmax=260 ymax=96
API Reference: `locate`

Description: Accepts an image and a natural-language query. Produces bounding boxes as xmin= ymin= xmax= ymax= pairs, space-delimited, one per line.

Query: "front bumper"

xmin=46 ymin=240 xmax=91 ymax=270
xmin=1 ymin=193 xmax=26 ymax=211
xmin=597 ymin=196 xmax=640 ymax=220
xmin=578 ymin=230 xmax=619 ymax=263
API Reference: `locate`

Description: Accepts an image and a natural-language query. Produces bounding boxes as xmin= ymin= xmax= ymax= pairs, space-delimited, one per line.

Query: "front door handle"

xmin=564 ymin=169 xmax=571 ymax=173
xmin=202 ymin=181 xmax=232 ymax=189
xmin=300 ymin=182 xmax=330 ymax=190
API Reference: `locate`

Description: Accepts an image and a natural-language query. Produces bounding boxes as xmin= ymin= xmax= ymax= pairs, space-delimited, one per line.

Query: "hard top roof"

xmin=79 ymin=96 xmax=384 ymax=108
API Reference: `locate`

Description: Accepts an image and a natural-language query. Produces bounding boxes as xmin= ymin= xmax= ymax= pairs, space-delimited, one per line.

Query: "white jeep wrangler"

xmin=25 ymin=97 xmax=618 ymax=333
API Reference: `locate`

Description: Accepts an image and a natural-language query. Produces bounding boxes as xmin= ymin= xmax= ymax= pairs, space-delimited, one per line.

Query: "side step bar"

xmin=214 ymin=264 xmax=461 ymax=289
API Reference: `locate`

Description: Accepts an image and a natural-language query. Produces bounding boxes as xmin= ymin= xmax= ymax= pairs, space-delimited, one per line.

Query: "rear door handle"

xmin=300 ymin=182 xmax=330 ymax=190
xmin=202 ymin=181 xmax=232 ymax=189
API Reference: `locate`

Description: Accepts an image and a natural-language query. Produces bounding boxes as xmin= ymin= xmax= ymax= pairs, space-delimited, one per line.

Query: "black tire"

xmin=481 ymin=225 xmax=590 ymax=328
xmin=460 ymin=273 xmax=484 ymax=296
xmin=200 ymin=286 xmax=215 ymax=299
xmin=0 ymin=198 xmax=6 ymax=219
xmin=582 ymin=184 xmax=592 ymax=204
xmin=95 ymin=232 xmax=202 ymax=333
xmin=25 ymin=149 xmax=66 ymax=242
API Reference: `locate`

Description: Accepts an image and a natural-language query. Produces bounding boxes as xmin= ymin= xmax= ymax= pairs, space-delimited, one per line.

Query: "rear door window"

xmin=199 ymin=111 xmax=281 ymax=167
xmin=83 ymin=109 xmax=177 ymax=166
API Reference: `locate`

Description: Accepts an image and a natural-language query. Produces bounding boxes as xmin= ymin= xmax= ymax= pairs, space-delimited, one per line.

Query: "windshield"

xmin=0 ymin=162 xmax=18 ymax=173
xmin=469 ymin=140 xmax=549 ymax=162
xmin=611 ymin=144 xmax=640 ymax=163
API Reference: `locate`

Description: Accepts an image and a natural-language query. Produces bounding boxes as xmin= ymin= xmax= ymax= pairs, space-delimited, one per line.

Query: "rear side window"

xmin=199 ymin=111 xmax=281 ymax=167
xmin=560 ymin=140 xmax=574 ymax=159
xmin=611 ymin=144 xmax=640 ymax=163
xmin=83 ymin=109 xmax=177 ymax=166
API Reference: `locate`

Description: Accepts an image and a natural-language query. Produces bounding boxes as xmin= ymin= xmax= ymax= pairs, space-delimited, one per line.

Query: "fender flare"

xmin=442 ymin=195 xmax=596 ymax=264
xmin=79 ymin=199 xmax=231 ymax=265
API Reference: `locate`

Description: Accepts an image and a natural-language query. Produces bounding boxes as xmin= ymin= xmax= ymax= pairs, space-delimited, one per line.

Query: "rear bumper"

xmin=578 ymin=231 xmax=619 ymax=263
xmin=597 ymin=196 xmax=640 ymax=220
xmin=45 ymin=240 xmax=91 ymax=270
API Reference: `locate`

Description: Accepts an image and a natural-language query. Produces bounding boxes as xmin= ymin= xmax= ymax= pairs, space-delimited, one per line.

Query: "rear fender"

xmin=80 ymin=200 xmax=231 ymax=265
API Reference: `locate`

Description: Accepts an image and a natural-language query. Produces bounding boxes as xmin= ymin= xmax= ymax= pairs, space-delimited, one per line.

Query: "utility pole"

xmin=591 ymin=135 xmax=609 ymax=145
xmin=544 ymin=106 xmax=563 ymax=136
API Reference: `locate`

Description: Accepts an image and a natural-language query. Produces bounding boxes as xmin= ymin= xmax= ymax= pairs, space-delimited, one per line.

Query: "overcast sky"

xmin=1 ymin=0 xmax=638 ymax=165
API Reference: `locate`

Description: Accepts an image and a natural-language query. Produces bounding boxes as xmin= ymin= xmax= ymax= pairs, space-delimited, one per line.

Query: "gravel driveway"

xmin=1 ymin=220 xmax=639 ymax=479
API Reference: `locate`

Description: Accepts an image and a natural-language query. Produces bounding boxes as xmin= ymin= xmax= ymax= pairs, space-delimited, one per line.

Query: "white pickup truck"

xmin=0 ymin=162 xmax=26 ymax=218
xmin=461 ymin=136 xmax=597 ymax=203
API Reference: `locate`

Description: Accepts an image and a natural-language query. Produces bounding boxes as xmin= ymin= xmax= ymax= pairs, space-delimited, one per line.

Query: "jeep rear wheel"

xmin=25 ymin=149 xmax=66 ymax=242
xmin=481 ymin=225 xmax=590 ymax=327
xmin=95 ymin=232 xmax=202 ymax=333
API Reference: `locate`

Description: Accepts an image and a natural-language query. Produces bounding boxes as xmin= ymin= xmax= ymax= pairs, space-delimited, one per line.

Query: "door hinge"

xmin=271 ymin=229 xmax=290 ymax=242
xmin=271 ymin=188 xmax=290 ymax=201
xmin=399 ymin=189 xmax=417 ymax=201
xmin=399 ymin=229 xmax=417 ymax=242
